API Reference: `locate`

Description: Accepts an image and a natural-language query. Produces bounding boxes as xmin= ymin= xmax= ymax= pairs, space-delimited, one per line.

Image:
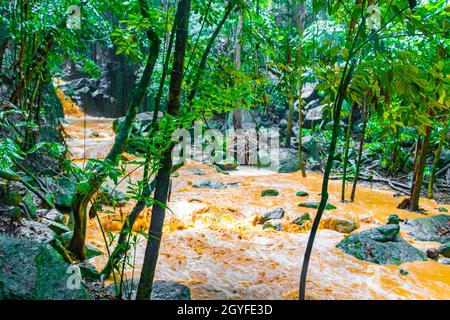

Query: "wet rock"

xmin=89 ymin=131 xmax=100 ymax=138
xmin=261 ymin=189 xmax=279 ymax=197
xmin=43 ymin=221 xmax=71 ymax=235
xmin=337 ymin=225 xmax=427 ymax=265
xmin=258 ymin=208 xmax=285 ymax=223
xmin=278 ymin=149 xmax=300 ymax=173
xmin=187 ymin=169 xmax=206 ymax=176
xmin=399 ymin=269 xmax=409 ymax=276
xmin=39 ymin=209 xmax=66 ymax=224
xmin=214 ymin=162 xmax=238 ymax=171
xmin=226 ymin=182 xmax=241 ymax=188
xmin=107 ymin=280 xmax=191 ymax=300
xmin=427 ymin=248 xmax=440 ymax=259
xmin=192 ymin=179 xmax=226 ymax=190
xmin=0 ymin=234 xmax=91 ymax=300
xmin=438 ymin=243 xmax=450 ymax=258
xmin=298 ymin=202 xmax=336 ymax=210
xmin=263 ymin=220 xmax=283 ymax=231
xmin=402 ymin=214 xmax=450 ymax=244
xmin=279 ymin=119 xmax=288 ymax=129
xmin=293 ymin=213 xmax=311 ymax=226
xmin=387 ymin=214 xmax=403 ymax=225
xmin=296 ymin=191 xmax=309 ymax=197
xmin=332 ymin=217 xmax=357 ymax=234
xmin=361 ymin=224 xmax=400 ymax=243
xmin=16 ymin=220 xmax=56 ymax=243
xmin=77 ymin=262 xmax=101 ymax=282
xmin=301 ymin=135 xmax=315 ymax=153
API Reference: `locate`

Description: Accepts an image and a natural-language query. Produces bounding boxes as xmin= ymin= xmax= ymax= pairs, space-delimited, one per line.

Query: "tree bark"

xmin=350 ymin=98 xmax=368 ymax=202
xmin=341 ymin=103 xmax=354 ymax=202
xmin=408 ymin=108 xmax=434 ymax=211
xmin=136 ymin=0 xmax=191 ymax=300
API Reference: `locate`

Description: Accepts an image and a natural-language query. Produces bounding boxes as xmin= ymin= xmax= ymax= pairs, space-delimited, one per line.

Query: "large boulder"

xmin=337 ymin=225 xmax=427 ymax=265
xmin=0 ymin=234 xmax=91 ymax=300
xmin=402 ymin=215 xmax=450 ymax=244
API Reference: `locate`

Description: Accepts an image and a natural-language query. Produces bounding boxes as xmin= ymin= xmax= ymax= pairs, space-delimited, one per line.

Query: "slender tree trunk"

xmin=299 ymin=59 xmax=356 ymax=300
xmin=428 ymin=119 xmax=449 ymax=199
xmin=68 ymin=0 xmax=161 ymax=260
xmin=341 ymin=103 xmax=354 ymax=202
xmin=409 ymin=108 xmax=434 ymax=211
xmin=296 ymin=0 xmax=306 ymax=177
xmin=350 ymin=98 xmax=368 ymax=202
xmin=153 ymin=17 xmax=177 ymax=126
xmin=136 ymin=0 xmax=191 ymax=300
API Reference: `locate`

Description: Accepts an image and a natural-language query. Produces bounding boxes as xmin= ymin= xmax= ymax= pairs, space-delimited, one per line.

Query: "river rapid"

xmin=62 ymin=113 xmax=450 ymax=300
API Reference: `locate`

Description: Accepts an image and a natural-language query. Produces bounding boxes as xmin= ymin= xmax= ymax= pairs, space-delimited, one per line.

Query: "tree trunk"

xmin=409 ymin=108 xmax=434 ymax=211
xmin=341 ymin=103 xmax=354 ymax=202
xmin=68 ymin=0 xmax=161 ymax=260
xmin=299 ymin=59 xmax=355 ymax=300
xmin=296 ymin=0 xmax=306 ymax=177
xmin=136 ymin=0 xmax=191 ymax=300
xmin=428 ymin=119 xmax=449 ymax=199
xmin=350 ymin=98 xmax=368 ymax=202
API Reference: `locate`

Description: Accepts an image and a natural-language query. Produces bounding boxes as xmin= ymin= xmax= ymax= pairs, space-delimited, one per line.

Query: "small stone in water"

xmin=261 ymin=189 xmax=280 ymax=197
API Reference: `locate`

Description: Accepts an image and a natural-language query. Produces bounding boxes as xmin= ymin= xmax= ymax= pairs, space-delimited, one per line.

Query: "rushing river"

xmin=62 ymin=111 xmax=450 ymax=300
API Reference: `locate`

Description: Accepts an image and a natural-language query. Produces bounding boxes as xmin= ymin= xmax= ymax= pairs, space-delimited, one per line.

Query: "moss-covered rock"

xmin=387 ymin=214 xmax=403 ymax=225
xmin=295 ymin=191 xmax=309 ymax=197
xmin=262 ymin=220 xmax=283 ymax=231
xmin=337 ymin=225 xmax=427 ymax=265
xmin=44 ymin=221 xmax=71 ymax=235
xmin=0 ymin=234 xmax=91 ymax=300
xmin=402 ymin=214 xmax=450 ymax=244
xmin=261 ymin=189 xmax=280 ymax=197
xmin=438 ymin=243 xmax=450 ymax=258
xmin=258 ymin=208 xmax=285 ymax=223
xmin=298 ymin=202 xmax=336 ymax=210
xmin=293 ymin=213 xmax=311 ymax=226
xmin=4 ymin=191 xmax=22 ymax=206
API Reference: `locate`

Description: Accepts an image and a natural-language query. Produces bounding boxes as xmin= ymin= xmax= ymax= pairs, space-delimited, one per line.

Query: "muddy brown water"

xmin=62 ymin=114 xmax=450 ymax=300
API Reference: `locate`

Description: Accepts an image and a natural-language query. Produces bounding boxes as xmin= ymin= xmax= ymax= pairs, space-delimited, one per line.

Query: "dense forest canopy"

xmin=0 ymin=0 xmax=449 ymax=301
